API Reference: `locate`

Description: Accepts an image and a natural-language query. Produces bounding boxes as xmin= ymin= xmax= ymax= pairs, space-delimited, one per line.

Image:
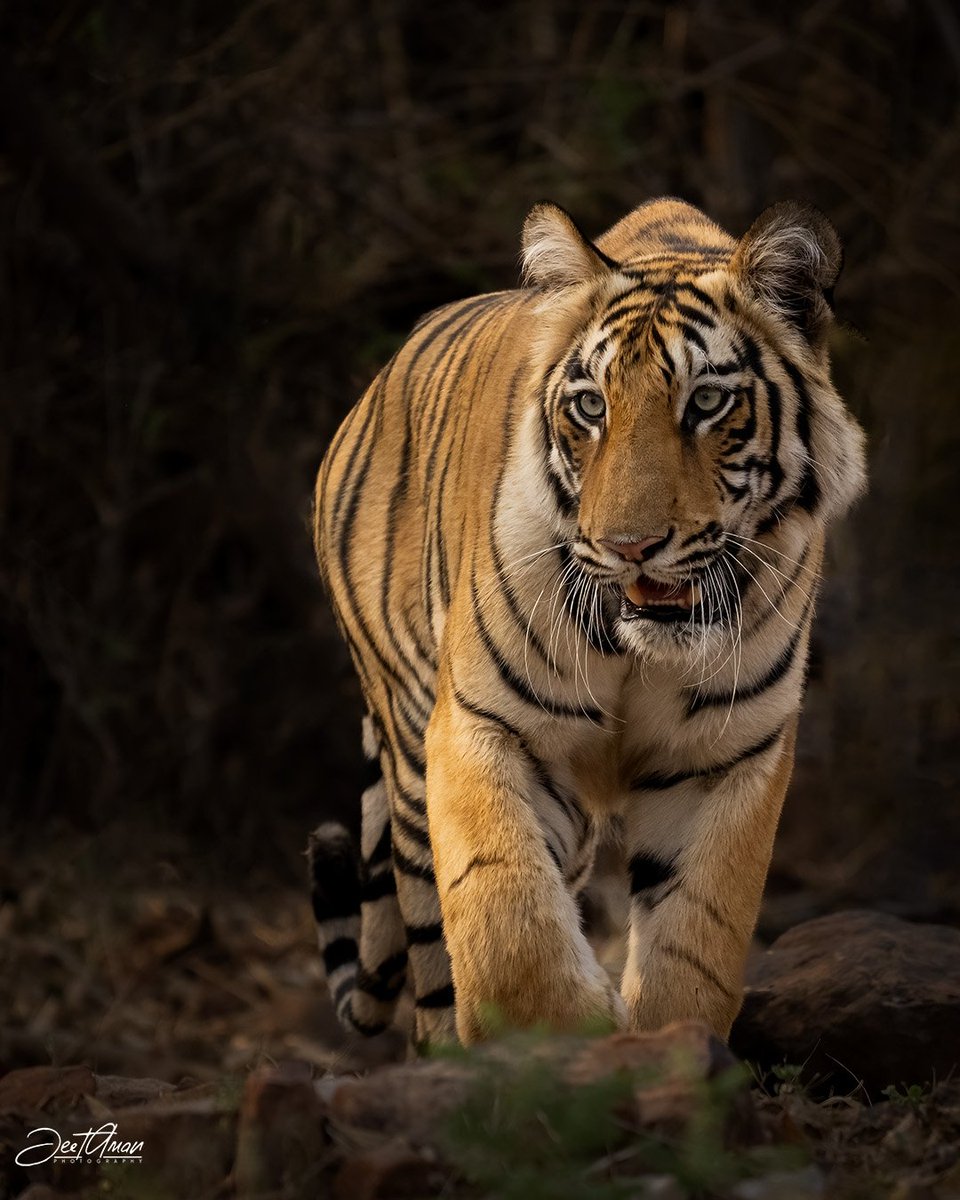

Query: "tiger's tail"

xmin=307 ymin=720 xmax=407 ymax=1036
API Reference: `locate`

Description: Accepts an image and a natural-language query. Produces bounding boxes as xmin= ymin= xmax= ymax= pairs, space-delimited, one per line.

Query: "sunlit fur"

xmin=309 ymin=197 xmax=866 ymax=1046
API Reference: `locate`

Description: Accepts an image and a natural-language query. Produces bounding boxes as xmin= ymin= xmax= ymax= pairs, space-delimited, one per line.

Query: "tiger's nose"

xmin=599 ymin=532 xmax=673 ymax=562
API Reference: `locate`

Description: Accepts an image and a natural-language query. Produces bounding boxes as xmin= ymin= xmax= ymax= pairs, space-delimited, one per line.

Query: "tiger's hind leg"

xmin=307 ymin=719 xmax=407 ymax=1035
xmin=382 ymin=759 xmax=457 ymax=1046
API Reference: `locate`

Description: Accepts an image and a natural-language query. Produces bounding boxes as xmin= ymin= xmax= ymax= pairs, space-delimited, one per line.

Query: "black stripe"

xmin=333 ymin=368 xmax=435 ymax=723
xmin=657 ymin=940 xmax=737 ymax=1001
xmin=405 ymin=922 xmax=444 ymax=945
xmin=448 ymin=855 xmax=504 ymax=891
xmin=424 ymin=300 xmax=516 ymax=610
xmin=334 ymin=299 xmax=502 ymax=723
xmin=687 ymin=596 xmax=812 ymax=715
xmin=719 ymin=472 xmax=749 ymax=501
xmin=601 ymin=296 xmax=649 ymax=330
xmin=392 ymin=843 xmax=436 ymax=884
xmin=546 ymin=840 xmax=564 ymax=873
xmin=470 ymin=562 xmax=602 ymax=721
xmin=678 ymin=282 xmax=720 ymax=312
xmin=385 ymin=693 xmax=427 ymax=777
xmin=723 ymin=383 xmax=757 ymax=451
xmin=362 ymin=757 xmax=382 ymax=790
xmin=676 ymin=321 xmax=708 ymax=353
xmin=489 ymin=524 xmax=556 ymax=668
xmin=566 ymin=354 xmax=588 ymax=381
xmin=631 ymin=723 xmax=785 ymax=791
xmin=679 ymin=522 xmax=720 ymax=549
xmin=702 ymin=356 xmax=742 ymax=376
xmin=738 ymin=334 xmax=784 ymax=501
xmin=344 ymin=1002 xmax=388 ymax=1037
xmin=419 ymin=295 xmax=506 ymax=453
xmin=672 ymin=545 xmax=721 ymax=569
xmin=343 ymin=996 xmax=388 ymax=1037
xmin=528 ymin=751 xmax=583 ymax=829
xmin=548 ymin=389 xmax=581 ymax=479
xmin=544 ymin=457 xmax=578 ymax=516
xmin=539 ymin=400 xmax=579 ymax=516
xmin=357 ymin=950 xmax=408 ymax=1001
xmin=677 ymin=884 xmax=736 ymax=933
xmin=648 ymin=321 xmax=677 ymax=373
xmin=378 ymin=738 xmax=427 ymax=818
xmin=781 ymin=356 xmax=821 ymax=512
xmin=620 ymin=248 xmax=730 ymax=271
xmin=361 ymin=867 xmax=397 ymax=902
xmin=672 ymin=300 xmax=716 ymax=329
xmin=417 ymin=983 xmax=456 ymax=1009
xmin=453 ymin=684 xmax=586 ymax=846
xmin=586 ymin=335 xmax=610 ymax=372
xmin=763 ymin=378 xmax=785 ymax=500
xmin=393 ymin=807 xmax=432 ymax=852
xmin=323 ymin=936 xmax=357 ymax=974
xmin=453 ymin=685 xmax=526 ymax=741
xmin=628 ymin=851 xmax=676 ymax=895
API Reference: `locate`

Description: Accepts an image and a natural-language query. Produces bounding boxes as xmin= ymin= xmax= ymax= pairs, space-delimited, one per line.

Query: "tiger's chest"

xmin=521 ymin=658 xmax=735 ymax=819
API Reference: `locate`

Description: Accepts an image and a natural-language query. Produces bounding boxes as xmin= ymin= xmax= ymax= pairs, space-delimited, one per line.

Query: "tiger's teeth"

xmin=625 ymin=581 xmax=649 ymax=607
xmin=623 ymin=579 xmax=698 ymax=609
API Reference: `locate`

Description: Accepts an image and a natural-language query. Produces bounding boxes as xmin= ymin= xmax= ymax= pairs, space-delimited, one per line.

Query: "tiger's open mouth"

xmin=619 ymin=575 xmax=700 ymax=623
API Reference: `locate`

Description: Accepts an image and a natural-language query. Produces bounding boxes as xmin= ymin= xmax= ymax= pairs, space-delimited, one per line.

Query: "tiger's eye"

xmin=575 ymin=391 xmax=606 ymax=421
xmin=690 ymin=385 xmax=727 ymax=417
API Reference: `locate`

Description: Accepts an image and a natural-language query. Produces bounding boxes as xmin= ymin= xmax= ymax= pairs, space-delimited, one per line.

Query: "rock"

xmin=0 ymin=1066 xmax=95 ymax=1114
xmin=327 ymin=1059 xmax=470 ymax=1145
xmin=327 ymin=1022 xmax=736 ymax=1146
xmin=111 ymin=1094 xmax=237 ymax=1198
xmin=731 ymin=910 xmax=960 ymax=1094
xmin=567 ymin=1021 xmax=738 ymax=1087
xmin=334 ymin=1141 xmax=448 ymax=1200
xmin=233 ymin=1061 xmax=328 ymax=1196
xmin=327 ymin=1021 xmax=757 ymax=1156
xmin=93 ymin=1074 xmax=175 ymax=1108
xmin=568 ymin=1022 xmax=756 ymax=1143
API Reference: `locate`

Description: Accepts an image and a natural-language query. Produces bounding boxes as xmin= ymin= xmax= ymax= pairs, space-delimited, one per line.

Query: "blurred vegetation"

xmin=441 ymin=1035 xmax=782 ymax=1199
xmin=1 ymin=1 xmax=958 ymax=895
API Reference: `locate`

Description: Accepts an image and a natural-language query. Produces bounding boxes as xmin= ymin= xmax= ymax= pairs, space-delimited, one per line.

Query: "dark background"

xmin=2 ymin=0 xmax=958 ymax=920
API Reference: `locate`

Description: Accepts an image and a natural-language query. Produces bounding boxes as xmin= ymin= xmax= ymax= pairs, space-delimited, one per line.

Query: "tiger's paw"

xmin=455 ymin=969 xmax=627 ymax=1043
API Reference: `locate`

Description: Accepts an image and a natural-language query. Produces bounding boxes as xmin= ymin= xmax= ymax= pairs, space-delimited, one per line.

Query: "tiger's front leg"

xmin=622 ymin=722 xmax=797 ymax=1040
xmin=426 ymin=682 xmax=625 ymax=1043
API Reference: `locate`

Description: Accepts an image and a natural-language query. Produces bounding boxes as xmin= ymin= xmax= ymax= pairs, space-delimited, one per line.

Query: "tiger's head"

xmin=520 ymin=198 xmax=867 ymax=658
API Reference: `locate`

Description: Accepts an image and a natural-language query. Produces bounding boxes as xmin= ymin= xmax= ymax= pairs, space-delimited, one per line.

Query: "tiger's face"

xmin=522 ymin=200 xmax=866 ymax=659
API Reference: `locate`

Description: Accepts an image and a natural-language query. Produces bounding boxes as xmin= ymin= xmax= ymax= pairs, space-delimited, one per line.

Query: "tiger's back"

xmin=313 ymin=289 xmax=538 ymax=1040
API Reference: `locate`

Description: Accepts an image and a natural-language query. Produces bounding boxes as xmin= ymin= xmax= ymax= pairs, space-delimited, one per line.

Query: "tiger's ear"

xmin=521 ymin=203 xmax=619 ymax=289
xmin=733 ymin=202 xmax=842 ymax=344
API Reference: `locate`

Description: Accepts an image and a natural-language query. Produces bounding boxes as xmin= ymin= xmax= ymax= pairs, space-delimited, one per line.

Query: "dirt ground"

xmin=2 ymin=828 xmax=960 ymax=1199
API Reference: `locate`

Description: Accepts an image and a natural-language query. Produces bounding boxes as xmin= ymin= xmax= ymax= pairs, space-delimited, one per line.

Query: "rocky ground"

xmin=2 ymin=838 xmax=960 ymax=1200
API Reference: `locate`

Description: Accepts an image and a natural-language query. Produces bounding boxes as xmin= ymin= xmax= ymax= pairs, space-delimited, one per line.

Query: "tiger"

xmin=308 ymin=196 xmax=866 ymax=1047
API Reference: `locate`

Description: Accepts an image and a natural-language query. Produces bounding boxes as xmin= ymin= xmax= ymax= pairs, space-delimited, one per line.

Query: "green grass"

xmin=439 ymin=1031 xmax=805 ymax=1199
xmin=881 ymin=1082 xmax=931 ymax=1112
